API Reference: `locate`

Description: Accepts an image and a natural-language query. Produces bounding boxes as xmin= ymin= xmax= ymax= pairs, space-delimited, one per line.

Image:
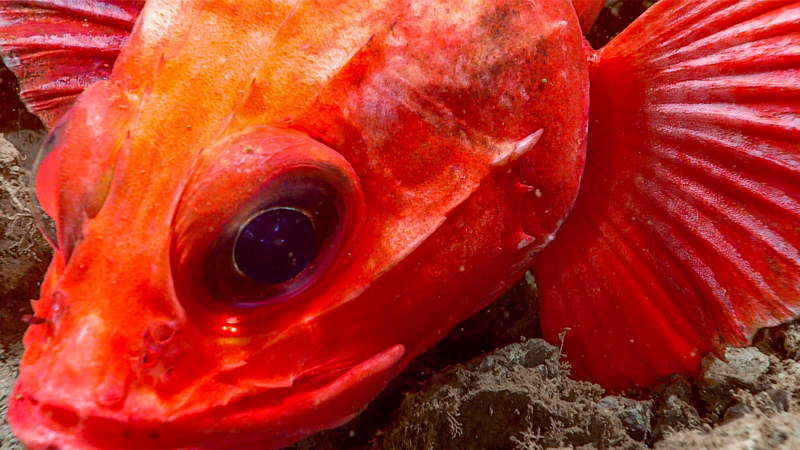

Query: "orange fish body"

xmin=2 ymin=0 xmax=800 ymax=448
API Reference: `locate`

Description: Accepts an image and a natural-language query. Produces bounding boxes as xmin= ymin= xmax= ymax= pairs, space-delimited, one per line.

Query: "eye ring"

xmin=170 ymin=127 xmax=365 ymax=331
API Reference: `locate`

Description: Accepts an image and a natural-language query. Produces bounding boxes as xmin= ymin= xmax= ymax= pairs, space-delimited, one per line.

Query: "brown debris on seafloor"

xmin=654 ymin=327 xmax=800 ymax=450
xmin=373 ymin=339 xmax=650 ymax=450
xmin=0 ymin=132 xmax=48 ymax=301
xmin=293 ymin=315 xmax=800 ymax=450
xmin=1 ymin=131 xmax=48 ymax=450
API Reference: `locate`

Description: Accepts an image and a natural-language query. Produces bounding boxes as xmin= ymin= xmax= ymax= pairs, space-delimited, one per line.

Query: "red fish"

xmin=1 ymin=0 xmax=799 ymax=448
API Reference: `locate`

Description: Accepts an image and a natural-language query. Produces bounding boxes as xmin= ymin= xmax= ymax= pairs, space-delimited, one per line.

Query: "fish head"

xmin=8 ymin=0 xmax=589 ymax=448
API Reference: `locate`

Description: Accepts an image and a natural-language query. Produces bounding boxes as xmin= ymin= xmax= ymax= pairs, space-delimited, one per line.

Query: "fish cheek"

xmin=170 ymin=126 xmax=364 ymax=334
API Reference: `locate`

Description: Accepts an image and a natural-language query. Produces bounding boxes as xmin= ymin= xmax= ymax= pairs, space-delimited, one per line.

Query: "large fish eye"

xmin=170 ymin=127 xmax=364 ymax=331
xmin=234 ymin=208 xmax=317 ymax=284
xmin=201 ymin=175 xmax=346 ymax=308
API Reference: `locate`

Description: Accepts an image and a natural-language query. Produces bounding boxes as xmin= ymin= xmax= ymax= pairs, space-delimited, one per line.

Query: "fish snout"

xmin=9 ymin=292 xmax=186 ymax=449
xmin=8 ymin=380 xmax=183 ymax=450
xmin=8 ymin=382 xmax=104 ymax=450
xmin=8 ymin=310 xmax=140 ymax=449
xmin=7 ymin=324 xmax=192 ymax=450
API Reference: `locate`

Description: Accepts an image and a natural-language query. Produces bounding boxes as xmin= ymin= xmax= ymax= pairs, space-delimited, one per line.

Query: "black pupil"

xmin=234 ymin=208 xmax=316 ymax=284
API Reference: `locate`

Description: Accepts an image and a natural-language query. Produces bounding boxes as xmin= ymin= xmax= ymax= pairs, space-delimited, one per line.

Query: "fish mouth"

xmin=8 ymin=378 xmax=335 ymax=450
xmin=8 ymin=383 xmax=195 ymax=450
xmin=8 ymin=344 xmax=405 ymax=450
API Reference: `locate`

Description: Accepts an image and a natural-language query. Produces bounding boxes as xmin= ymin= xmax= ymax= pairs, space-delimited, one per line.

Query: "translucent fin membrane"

xmin=532 ymin=0 xmax=800 ymax=389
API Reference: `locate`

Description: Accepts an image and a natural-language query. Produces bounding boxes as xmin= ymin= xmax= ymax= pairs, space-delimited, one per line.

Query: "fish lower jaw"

xmin=8 ymin=344 xmax=407 ymax=450
xmin=8 ymin=383 xmax=162 ymax=450
xmin=8 ymin=381 xmax=218 ymax=450
xmin=8 ymin=385 xmax=248 ymax=450
xmin=8 ymin=388 xmax=99 ymax=450
xmin=9 ymin=382 xmax=359 ymax=450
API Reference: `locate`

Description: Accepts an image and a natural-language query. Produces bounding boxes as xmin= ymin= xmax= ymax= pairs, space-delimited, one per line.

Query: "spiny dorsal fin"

xmin=0 ymin=0 xmax=144 ymax=127
xmin=533 ymin=0 xmax=800 ymax=389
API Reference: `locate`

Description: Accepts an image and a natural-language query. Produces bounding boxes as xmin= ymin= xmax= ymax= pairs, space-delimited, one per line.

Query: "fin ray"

xmin=0 ymin=0 xmax=144 ymax=126
xmin=534 ymin=0 xmax=800 ymax=388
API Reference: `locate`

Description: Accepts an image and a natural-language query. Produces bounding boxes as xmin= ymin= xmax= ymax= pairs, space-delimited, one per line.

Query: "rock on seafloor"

xmin=372 ymin=339 xmax=651 ymax=450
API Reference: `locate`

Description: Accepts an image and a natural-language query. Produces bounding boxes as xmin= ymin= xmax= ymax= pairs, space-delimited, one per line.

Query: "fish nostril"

xmin=140 ymin=321 xmax=178 ymax=370
xmin=148 ymin=321 xmax=176 ymax=343
xmin=43 ymin=290 xmax=69 ymax=327
xmin=41 ymin=404 xmax=80 ymax=429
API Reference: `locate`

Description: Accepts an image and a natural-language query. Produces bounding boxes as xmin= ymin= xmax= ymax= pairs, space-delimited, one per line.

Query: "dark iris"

xmin=233 ymin=208 xmax=316 ymax=284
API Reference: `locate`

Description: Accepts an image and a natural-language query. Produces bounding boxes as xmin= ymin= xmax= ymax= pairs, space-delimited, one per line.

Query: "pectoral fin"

xmin=533 ymin=0 xmax=800 ymax=389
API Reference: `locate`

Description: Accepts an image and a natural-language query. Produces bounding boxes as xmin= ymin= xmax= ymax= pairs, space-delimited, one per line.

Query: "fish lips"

xmin=8 ymin=344 xmax=405 ymax=450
